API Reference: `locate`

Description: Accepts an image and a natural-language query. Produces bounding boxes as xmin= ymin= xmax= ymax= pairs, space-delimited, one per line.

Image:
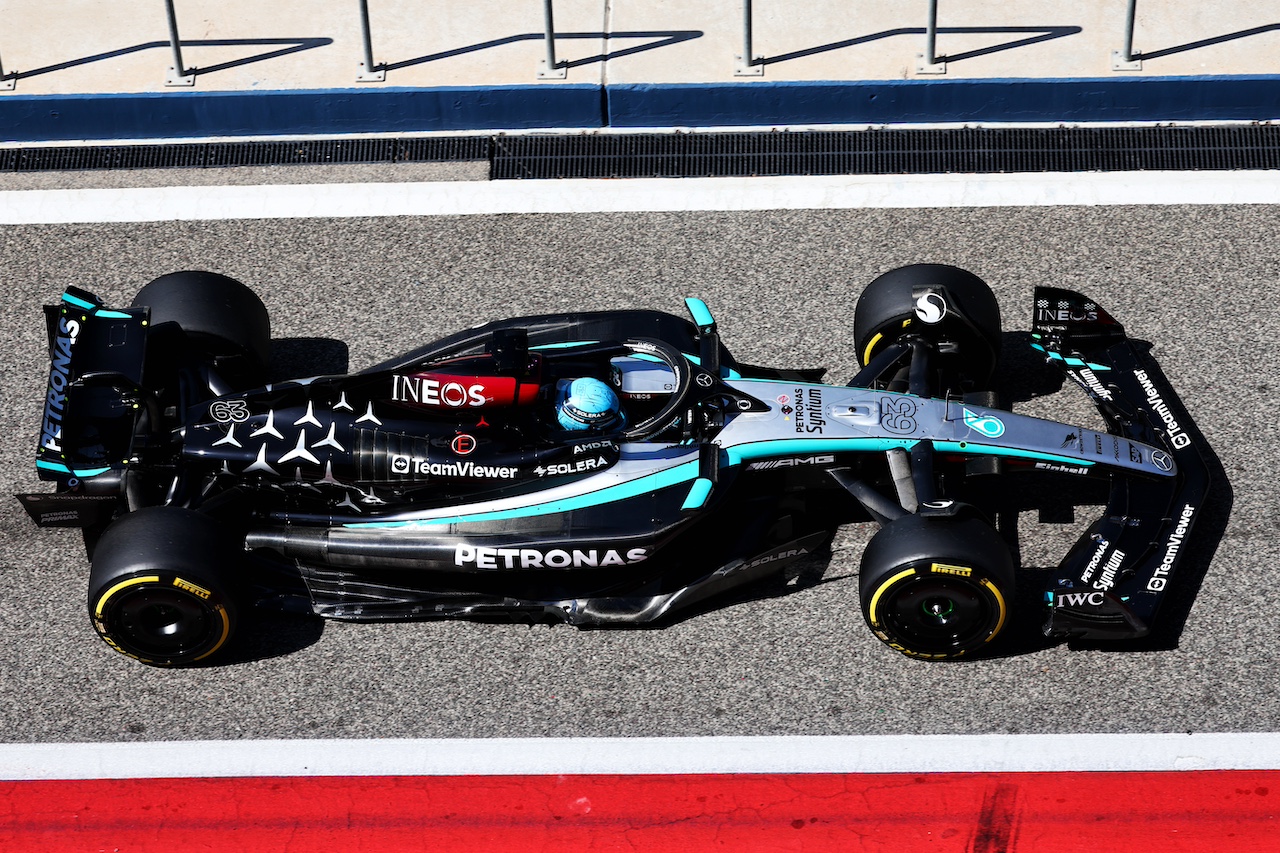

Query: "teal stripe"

xmin=61 ymin=292 xmax=95 ymax=310
xmin=1030 ymin=343 xmax=1110 ymax=372
xmin=345 ymin=459 xmax=700 ymax=528
xmin=725 ymin=437 xmax=917 ymax=465
xmin=95 ymin=309 xmax=133 ymax=319
xmin=681 ymin=477 xmax=714 ymax=510
xmin=38 ymin=458 xmax=118 ymax=478
xmin=724 ymin=436 xmax=1095 ymax=468
xmin=933 ymin=441 xmax=1095 ymax=466
xmin=680 ymin=353 xmax=741 ymax=379
xmin=530 ymin=340 xmax=598 ymax=350
xmin=628 ymin=350 xmax=742 ymax=380
xmin=1065 ymin=356 xmax=1111 ymax=372
xmin=685 ymin=297 xmax=715 ymax=329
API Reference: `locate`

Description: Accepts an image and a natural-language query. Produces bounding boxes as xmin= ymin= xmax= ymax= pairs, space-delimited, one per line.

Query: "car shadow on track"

xmin=986 ymin=335 xmax=1231 ymax=659
xmin=219 ymin=609 xmax=328 ymax=665
xmin=197 ymin=337 xmax=352 ymax=665
xmin=1061 ymin=346 xmax=1231 ymax=656
xmin=269 ymin=336 xmax=350 ymax=379
xmin=212 ymin=333 xmax=1229 ymax=665
xmin=657 ymin=332 xmax=1231 ymax=662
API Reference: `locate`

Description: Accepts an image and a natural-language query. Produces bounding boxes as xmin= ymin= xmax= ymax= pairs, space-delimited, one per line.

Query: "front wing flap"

xmin=1032 ymin=287 xmax=1211 ymax=640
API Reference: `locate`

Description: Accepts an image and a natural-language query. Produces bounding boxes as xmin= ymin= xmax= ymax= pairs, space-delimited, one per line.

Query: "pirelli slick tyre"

xmin=87 ymin=508 xmax=240 ymax=666
xmin=132 ymin=270 xmax=271 ymax=388
xmin=858 ymin=511 xmax=1014 ymax=660
xmin=853 ymin=264 xmax=1002 ymax=387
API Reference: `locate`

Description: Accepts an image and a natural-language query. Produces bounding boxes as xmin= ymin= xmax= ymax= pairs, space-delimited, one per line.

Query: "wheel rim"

xmin=97 ymin=582 xmax=228 ymax=663
xmin=875 ymin=573 xmax=1003 ymax=655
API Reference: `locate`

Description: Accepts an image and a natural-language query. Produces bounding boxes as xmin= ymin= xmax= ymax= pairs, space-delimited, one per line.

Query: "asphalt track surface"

xmin=1 ymin=180 xmax=1276 ymax=744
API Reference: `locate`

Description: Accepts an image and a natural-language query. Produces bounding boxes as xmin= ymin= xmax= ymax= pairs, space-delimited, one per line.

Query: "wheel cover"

xmin=95 ymin=579 xmax=230 ymax=664
xmin=871 ymin=570 xmax=1006 ymax=656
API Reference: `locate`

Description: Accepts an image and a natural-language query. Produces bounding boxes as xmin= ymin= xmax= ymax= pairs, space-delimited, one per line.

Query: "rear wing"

xmin=1032 ymin=287 xmax=1211 ymax=641
xmin=34 ymin=287 xmax=150 ymax=485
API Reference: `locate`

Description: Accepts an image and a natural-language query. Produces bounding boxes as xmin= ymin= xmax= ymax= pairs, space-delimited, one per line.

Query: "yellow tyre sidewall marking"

xmin=867 ymin=568 xmax=918 ymax=629
xmin=861 ymin=333 xmax=884 ymax=367
xmin=860 ymin=319 xmax=912 ymax=367
xmin=979 ymin=577 xmax=1008 ymax=642
xmin=191 ymin=602 xmax=232 ymax=662
xmin=868 ymin=567 xmax=1009 ymax=649
xmin=92 ymin=574 xmax=231 ymax=664
xmin=94 ymin=575 xmax=160 ymax=620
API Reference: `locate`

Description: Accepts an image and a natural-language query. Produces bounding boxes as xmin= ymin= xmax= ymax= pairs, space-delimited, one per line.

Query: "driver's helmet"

xmin=555 ymin=377 xmax=623 ymax=431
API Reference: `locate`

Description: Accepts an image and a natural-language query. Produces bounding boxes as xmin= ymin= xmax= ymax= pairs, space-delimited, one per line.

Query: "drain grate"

xmin=3 ymin=125 xmax=1278 ymax=177
xmin=490 ymin=125 xmax=1280 ymax=179
xmin=0 ymin=136 xmax=490 ymax=172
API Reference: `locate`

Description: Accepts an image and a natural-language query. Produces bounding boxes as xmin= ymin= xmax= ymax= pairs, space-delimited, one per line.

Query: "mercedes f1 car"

xmin=17 ymin=265 xmax=1209 ymax=666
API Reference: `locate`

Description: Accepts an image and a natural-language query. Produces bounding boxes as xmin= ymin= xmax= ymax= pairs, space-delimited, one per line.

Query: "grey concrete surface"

xmin=0 ymin=202 xmax=1274 ymax=743
xmin=0 ymin=0 xmax=1274 ymax=96
xmin=0 ymin=161 xmax=488 ymax=191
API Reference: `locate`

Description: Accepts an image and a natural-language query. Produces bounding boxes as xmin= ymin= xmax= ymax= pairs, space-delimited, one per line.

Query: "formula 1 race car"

xmin=17 ymin=264 xmax=1209 ymax=666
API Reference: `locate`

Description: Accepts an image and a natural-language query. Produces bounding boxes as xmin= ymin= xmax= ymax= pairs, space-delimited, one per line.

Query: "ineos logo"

xmin=914 ymin=292 xmax=947 ymax=324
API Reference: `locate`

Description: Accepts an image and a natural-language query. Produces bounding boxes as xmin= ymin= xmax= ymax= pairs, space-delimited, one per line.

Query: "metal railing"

xmin=164 ymin=0 xmax=195 ymax=86
xmin=733 ymin=0 xmax=1226 ymax=78
xmin=918 ymin=0 xmax=946 ymax=74
xmin=735 ymin=0 xmax=955 ymax=77
xmin=359 ymin=0 xmax=565 ymax=82
xmin=0 ymin=48 xmax=13 ymax=91
xmin=1113 ymin=0 xmax=1143 ymax=70
xmin=0 ymin=1 xmax=1262 ymax=92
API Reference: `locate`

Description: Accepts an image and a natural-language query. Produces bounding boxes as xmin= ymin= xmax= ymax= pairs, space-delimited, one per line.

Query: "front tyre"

xmin=859 ymin=512 xmax=1014 ymax=660
xmin=88 ymin=508 xmax=241 ymax=666
xmin=853 ymin=264 xmax=1002 ymax=388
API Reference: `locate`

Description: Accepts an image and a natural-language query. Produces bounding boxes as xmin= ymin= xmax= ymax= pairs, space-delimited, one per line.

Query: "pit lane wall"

xmin=1 ymin=1 xmax=1278 ymax=141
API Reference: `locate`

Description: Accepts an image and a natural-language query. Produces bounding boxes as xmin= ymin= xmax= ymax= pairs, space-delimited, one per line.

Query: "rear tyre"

xmin=88 ymin=508 xmax=241 ymax=666
xmin=859 ymin=511 xmax=1014 ymax=659
xmin=853 ymin=264 xmax=1002 ymax=387
xmin=132 ymin=270 xmax=271 ymax=388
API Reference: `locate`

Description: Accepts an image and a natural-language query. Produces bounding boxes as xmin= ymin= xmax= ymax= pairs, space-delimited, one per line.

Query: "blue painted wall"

xmin=1 ymin=76 xmax=1277 ymax=141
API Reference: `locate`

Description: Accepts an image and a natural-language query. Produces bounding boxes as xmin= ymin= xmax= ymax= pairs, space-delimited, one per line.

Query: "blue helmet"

xmin=556 ymin=377 xmax=622 ymax=431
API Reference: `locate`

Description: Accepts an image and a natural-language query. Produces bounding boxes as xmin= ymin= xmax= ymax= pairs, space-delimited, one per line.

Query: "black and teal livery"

xmin=17 ymin=265 xmax=1211 ymax=665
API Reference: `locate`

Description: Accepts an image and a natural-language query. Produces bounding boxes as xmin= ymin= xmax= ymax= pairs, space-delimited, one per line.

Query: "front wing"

xmin=1033 ymin=288 xmax=1211 ymax=640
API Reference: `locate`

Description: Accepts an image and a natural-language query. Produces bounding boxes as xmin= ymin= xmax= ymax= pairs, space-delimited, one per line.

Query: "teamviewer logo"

xmin=390 ymin=455 xmax=411 ymax=474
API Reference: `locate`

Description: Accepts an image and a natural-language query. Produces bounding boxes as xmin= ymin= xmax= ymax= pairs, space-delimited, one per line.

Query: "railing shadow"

xmin=384 ymin=30 xmax=702 ymax=73
xmin=761 ymin=25 xmax=1081 ymax=66
xmin=1138 ymin=22 xmax=1280 ymax=61
xmin=9 ymin=37 xmax=333 ymax=81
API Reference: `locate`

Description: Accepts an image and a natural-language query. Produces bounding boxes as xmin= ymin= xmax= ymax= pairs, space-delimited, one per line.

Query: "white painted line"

xmin=4 ymin=733 xmax=1280 ymax=780
xmin=2 ymin=171 xmax=1279 ymax=224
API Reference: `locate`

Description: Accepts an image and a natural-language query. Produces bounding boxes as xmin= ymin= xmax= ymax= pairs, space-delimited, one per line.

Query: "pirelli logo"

xmin=173 ymin=578 xmax=212 ymax=599
xmin=931 ymin=563 xmax=973 ymax=577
